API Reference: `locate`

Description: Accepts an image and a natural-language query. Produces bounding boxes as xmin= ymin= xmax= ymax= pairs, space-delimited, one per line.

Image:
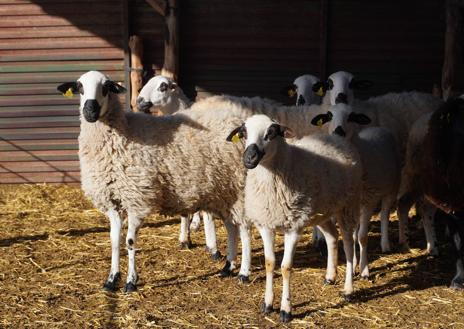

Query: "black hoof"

xmin=179 ymin=241 xmax=192 ymax=250
xmin=450 ymin=279 xmax=464 ymax=290
xmin=280 ymin=310 xmax=292 ymax=323
xmin=260 ymin=302 xmax=273 ymax=314
xmin=323 ymin=278 xmax=335 ymax=285
xmin=219 ymin=261 xmax=233 ymax=277
xmin=210 ymin=250 xmax=222 ymax=261
xmin=124 ymin=282 xmax=137 ymax=293
xmin=103 ymin=272 xmax=120 ymax=292
xmin=237 ymin=274 xmax=249 ymax=283
xmin=342 ymin=293 xmax=354 ymax=302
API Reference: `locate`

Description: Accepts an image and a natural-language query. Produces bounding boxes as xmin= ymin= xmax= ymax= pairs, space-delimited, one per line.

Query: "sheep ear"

xmin=104 ymin=80 xmax=127 ymax=94
xmin=311 ymin=112 xmax=333 ymax=127
xmin=311 ymin=81 xmax=326 ymax=96
xmin=226 ymin=124 xmax=244 ymax=142
xmin=281 ymin=84 xmax=297 ymax=98
xmin=349 ymin=79 xmax=373 ymax=90
xmin=348 ymin=112 xmax=371 ymax=125
xmin=281 ymin=126 xmax=295 ymax=139
xmin=57 ymin=81 xmax=79 ymax=94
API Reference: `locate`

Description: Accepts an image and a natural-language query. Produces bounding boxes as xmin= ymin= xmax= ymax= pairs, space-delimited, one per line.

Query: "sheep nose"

xmin=243 ymin=144 xmax=265 ymax=169
xmin=335 ymin=93 xmax=348 ymax=104
xmin=83 ymin=99 xmax=101 ymax=123
xmin=136 ymin=97 xmax=153 ymax=112
xmin=333 ymin=126 xmax=346 ymax=137
xmin=297 ymin=95 xmax=306 ymax=106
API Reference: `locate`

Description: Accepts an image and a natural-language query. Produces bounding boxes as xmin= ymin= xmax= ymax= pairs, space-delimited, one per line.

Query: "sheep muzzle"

xmin=83 ymin=99 xmax=101 ymax=122
xmin=243 ymin=144 xmax=265 ymax=169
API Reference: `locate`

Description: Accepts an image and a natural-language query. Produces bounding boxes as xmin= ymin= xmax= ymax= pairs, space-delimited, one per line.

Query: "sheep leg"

xmin=190 ymin=211 xmax=201 ymax=231
xmin=220 ymin=220 xmax=238 ymax=277
xmin=380 ymin=196 xmax=394 ymax=253
xmin=280 ymin=230 xmax=300 ymax=323
xmin=317 ymin=220 xmax=338 ymax=285
xmin=352 ymin=226 xmax=358 ymax=276
xmin=451 ymin=231 xmax=464 ymax=289
xmin=238 ymin=224 xmax=251 ymax=282
xmin=398 ymin=192 xmax=416 ymax=252
xmin=338 ymin=219 xmax=355 ymax=299
xmin=419 ymin=202 xmax=438 ymax=256
xmin=257 ymin=226 xmax=275 ymax=315
xmin=358 ymin=206 xmax=374 ymax=279
xmin=312 ymin=226 xmax=327 ymax=257
xmin=103 ymin=209 xmax=122 ymax=292
xmin=179 ymin=214 xmax=192 ymax=249
xmin=203 ymin=212 xmax=220 ymax=260
xmin=124 ymin=213 xmax=142 ymax=293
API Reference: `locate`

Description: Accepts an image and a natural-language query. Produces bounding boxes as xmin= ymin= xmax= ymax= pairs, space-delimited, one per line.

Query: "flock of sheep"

xmin=56 ymin=70 xmax=464 ymax=323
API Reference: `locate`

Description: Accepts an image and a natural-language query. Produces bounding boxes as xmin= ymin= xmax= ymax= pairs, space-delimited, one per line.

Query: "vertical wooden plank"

xmin=129 ymin=35 xmax=144 ymax=111
xmin=161 ymin=0 xmax=179 ymax=81
xmin=122 ymin=0 xmax=131 ymax=110
xmin=319 ymin=0 xmax=329 ymax=80
xmin=442 ymin=0 xmax=463 ymax=100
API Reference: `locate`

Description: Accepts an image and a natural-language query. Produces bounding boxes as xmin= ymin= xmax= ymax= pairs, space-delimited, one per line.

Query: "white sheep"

xmin=137 ymin=75 xmax=219 ymax=259
xmin=229 ymin=114 xmax=362 ymax=322
xmin=322 ymin=71 xmax=373 ymax=105
xmin=282 ymin=74 xmax=325 ymax=106
xmin=58 ymin=71 xmax=332 ymax=291
xmin=137 ymin=75 xmax=191 ymax=115
xmin=311 ymin=104 xmax=400 ymax=279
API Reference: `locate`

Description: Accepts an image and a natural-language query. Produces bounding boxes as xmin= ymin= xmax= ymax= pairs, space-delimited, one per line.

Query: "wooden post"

xmin=319 ymin=0 xmax=329 ymax=80
xmin=442 ymin=0 xmax=463 ymax=100
xmin=145 ymin=0 xmax=179 ymax=81
xmin=129 ymin=35 xmax=144 ymax=111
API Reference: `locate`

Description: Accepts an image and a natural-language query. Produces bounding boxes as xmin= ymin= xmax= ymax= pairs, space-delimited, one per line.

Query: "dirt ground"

xmin=1 ymin=184 xmax=464 ymax=328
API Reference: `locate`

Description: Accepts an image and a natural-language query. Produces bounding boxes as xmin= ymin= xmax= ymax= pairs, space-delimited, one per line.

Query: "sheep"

xmin=136 ymin=75 xmax=191 ymax=115
xmin=228 ymin=114 xmax=362 ymax=322
xmin=282 ymin=74 xmax=325 ymax=106
xmin=58 ymin=71 xmax=333 ymax=292
xmin=399 ymin=97 xmax=464 ymax=288
xmin=322 ymin=71 xmax=373 ymax=105
xmin=311 ymin=104 xmax=400 ymax=279
xmin=137 ymin=75 xmax=219 ymax=259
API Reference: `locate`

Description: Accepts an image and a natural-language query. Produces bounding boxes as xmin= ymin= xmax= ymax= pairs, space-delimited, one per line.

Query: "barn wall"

xmin=0 ymin=0 xmax=127 ymax=184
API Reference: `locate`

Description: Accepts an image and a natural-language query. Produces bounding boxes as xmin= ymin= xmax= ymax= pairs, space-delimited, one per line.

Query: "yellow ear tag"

xmin=63 ymin=88 xmax=74 ymax=98
xmin=231 ymin=133 xmax=241 ymax=143
xmin=288 ymin=89 xmax=296 ymax=98
xmin=317 ymin=118 xmax=324 ymax=127
xmin=316 ymin=86 xmax=324 ymax=97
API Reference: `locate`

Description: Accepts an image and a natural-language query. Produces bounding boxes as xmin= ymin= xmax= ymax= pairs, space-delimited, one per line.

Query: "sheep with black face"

xmin=229 ymin=114 xmax=362 ymax=322
xmin=312 ymin=104 xmax=400 ymax=279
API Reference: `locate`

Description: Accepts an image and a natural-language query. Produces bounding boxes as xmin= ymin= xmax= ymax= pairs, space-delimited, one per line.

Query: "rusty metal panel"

xmin=0 ymin=0 xmax=125 ymax=184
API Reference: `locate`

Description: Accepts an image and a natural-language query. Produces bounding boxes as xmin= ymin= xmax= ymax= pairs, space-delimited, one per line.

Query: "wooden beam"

xmin=319 ymin=0 xmax=329 ymax=80
xmin=121 ymin=0 xmax=131 ymax=110
xmin=146 ymin=0 xmax=167 ymax=16
xmin=161 ymin=0 xmax=179 ymax=81
xmin=129 ymin=35 xmax=144 ymax=111
xmin=442 ymin=0 xmax=463 ymax=99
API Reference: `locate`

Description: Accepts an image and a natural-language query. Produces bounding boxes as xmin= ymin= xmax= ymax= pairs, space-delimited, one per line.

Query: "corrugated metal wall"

xmin=0 ymin=0 xmax=454 ymax=184
xmin=180 ymin=0 xmax=322 ymax=102
xmin=178 ymin=0 xmax=447 ymax=103
xmin=0 ymin=0 xmax=126 ymax=184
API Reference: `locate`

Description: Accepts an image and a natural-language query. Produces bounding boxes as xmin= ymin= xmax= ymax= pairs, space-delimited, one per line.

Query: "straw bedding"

xmin=1 ymin=184 xmax=464 ymax=328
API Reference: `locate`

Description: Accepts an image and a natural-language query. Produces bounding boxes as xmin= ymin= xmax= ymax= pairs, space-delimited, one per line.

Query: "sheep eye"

xmin=159 ymin=82 xmax=168 ymax=92
xmin=264 ymin=124 xmax=281 ymax=141
xmin=327 ymin=79 xmax=334 ymax=90
xmin=241 ymin=127 xmax=247 ymax=139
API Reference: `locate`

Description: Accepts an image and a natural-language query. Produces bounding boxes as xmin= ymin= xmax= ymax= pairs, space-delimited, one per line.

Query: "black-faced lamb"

xmin=228 ymin=114 xmax=362 ymax=322
xmin=311 ymin=104 xmax=400 ymax=278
